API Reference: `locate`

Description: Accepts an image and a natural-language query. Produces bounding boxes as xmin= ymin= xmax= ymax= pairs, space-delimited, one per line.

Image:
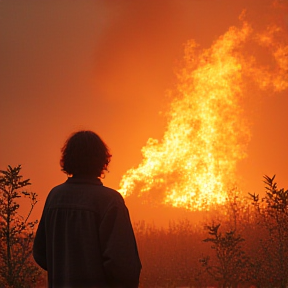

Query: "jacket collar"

xmin=66 ymin=176 xmax=103 ymax=186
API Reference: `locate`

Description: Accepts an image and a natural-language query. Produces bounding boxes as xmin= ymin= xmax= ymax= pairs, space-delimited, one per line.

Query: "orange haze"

xmin=1 ymin=0 xmax=287 ymax=226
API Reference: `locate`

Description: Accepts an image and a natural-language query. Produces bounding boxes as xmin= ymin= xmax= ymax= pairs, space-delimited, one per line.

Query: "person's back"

xmin=33 ymin=131 xmax=141 ymax=288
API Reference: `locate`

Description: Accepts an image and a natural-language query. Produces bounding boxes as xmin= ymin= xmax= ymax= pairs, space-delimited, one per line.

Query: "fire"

xmin=119 ymin=20 xmax=288 ymax=211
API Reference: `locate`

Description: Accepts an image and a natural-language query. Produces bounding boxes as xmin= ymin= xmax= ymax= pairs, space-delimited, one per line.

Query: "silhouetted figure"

xmin=33 ymin=130 xmax=141 ymax=288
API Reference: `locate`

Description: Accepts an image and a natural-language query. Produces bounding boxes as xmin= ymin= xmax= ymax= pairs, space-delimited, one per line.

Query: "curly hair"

xmin=60 ymin=130 xmax=112 ymax=178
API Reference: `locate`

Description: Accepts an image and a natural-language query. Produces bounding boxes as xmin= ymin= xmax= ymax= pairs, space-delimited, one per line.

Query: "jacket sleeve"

xmin=33 ymin=210 xmax=47 ymax=270
xmin=99 ymin=199 xmax=142 ymax=288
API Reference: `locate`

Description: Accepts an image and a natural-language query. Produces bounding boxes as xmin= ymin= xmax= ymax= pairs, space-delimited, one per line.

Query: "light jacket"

xmin=33 ymin=176 xmax=141 ymax=288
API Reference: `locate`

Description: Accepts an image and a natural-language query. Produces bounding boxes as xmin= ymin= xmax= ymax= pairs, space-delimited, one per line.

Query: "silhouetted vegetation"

xmin=135 ymin=175 xmax=288 ymax=288
xmin=200 ymin=223 xmax=252 ymax=287
xmin=249 ymin=175 xmax=288 ymax=288
xmin=0 ymin=165 xmax=42 ymax=288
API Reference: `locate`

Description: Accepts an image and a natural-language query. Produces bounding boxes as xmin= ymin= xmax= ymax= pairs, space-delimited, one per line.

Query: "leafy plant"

xmin=200 ymin=223 xmax=251 ymax=288
xmin=249 ymin=175 xmax=288 ymax=288
xmin=0 ymin=165 xmax=41 ymax=287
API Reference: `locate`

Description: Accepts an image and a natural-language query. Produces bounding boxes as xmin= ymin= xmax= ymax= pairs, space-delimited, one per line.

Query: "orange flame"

xmin=119 ymin=20 xmax=288 ymax=211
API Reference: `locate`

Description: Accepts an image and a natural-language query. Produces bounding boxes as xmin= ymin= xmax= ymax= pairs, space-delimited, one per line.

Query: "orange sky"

xmin=1 ymin=0 xmax=287 ymax=224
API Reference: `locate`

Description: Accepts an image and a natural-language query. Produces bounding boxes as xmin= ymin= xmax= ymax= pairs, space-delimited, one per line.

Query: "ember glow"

xmin=119 ymin=20 xmax=288 ymax=211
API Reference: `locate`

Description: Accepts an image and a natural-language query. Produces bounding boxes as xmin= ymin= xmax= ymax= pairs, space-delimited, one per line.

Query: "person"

xmin=33 ymin=130 xmax=141 ymax=288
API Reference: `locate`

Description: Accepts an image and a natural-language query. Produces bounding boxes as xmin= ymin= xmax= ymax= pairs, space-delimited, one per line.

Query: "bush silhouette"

xmin=0 ymin=165 xmax=42 ymax=288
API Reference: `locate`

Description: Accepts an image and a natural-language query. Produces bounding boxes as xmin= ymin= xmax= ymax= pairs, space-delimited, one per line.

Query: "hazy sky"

xmin=1 ymin=0 xmax=287 ymax=223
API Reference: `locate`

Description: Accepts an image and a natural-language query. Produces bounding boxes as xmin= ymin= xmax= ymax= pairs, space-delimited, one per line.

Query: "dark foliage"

xmin=134 ymin=175 xmax=288 ymax=288
xmin=0 ymin=165 xmax=42 ymax=288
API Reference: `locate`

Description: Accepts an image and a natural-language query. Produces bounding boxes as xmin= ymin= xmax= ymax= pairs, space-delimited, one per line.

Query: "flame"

xmin=119 ymin=20 xmax=288 ymax=211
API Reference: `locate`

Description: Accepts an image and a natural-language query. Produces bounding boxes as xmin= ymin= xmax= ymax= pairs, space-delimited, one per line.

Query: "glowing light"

xmin=119 ymin=20 xmax=288 ymax=211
